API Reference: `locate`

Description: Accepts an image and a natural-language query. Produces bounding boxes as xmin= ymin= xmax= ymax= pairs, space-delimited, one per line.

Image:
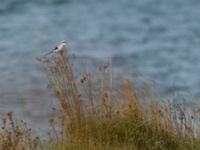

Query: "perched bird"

xmin=44 ymin=40 xmax=67 ymax=56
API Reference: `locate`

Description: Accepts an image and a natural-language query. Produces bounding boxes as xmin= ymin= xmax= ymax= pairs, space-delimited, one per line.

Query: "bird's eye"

xmin=54 ymin=46 xmax=58 ymax=50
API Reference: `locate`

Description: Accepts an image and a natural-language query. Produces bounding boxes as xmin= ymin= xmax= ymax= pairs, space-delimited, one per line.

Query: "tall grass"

xmin=1 ymin=48 xmax=200 ymax=150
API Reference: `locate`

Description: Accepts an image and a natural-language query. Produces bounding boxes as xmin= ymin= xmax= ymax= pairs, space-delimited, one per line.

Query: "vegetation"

xmin=1 ymin=49 xmax=200 ymax=150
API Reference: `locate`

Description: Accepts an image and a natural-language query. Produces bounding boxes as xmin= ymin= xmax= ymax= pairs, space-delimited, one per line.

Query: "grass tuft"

xmin=1 ymin=47 xmax=200 ymax=150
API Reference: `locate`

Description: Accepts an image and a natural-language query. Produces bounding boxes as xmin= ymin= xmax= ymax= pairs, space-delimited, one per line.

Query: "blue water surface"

xmin=1 ymin=0 xmax=200 ymax=128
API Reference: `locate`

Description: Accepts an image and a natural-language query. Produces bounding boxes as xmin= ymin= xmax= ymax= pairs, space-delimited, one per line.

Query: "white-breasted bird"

xmin=44 ymin=40 xmax=67 ymax=56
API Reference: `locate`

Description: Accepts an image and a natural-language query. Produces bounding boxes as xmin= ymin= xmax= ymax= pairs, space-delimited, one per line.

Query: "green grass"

xmin=1 ymin=49 xmax=200 ymax=150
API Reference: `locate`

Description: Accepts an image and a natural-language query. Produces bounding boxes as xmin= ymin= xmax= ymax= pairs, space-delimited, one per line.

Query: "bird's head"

xmin=61 ymin=40 xmax=67 ymax=46
xmin=59 ymin=40 xmax=67 ymax=49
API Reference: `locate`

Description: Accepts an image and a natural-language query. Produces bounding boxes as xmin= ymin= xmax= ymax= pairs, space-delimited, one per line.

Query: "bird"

xmin=44 ymin=40 xmax=67 ymax=56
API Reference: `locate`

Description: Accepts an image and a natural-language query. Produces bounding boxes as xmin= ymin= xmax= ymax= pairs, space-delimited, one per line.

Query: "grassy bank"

xmin=1 ymin=50 xmax=200 ymax=150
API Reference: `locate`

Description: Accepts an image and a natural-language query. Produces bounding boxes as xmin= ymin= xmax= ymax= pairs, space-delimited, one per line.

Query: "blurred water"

xmin=1 ymin=0 xmax=200 ymax=129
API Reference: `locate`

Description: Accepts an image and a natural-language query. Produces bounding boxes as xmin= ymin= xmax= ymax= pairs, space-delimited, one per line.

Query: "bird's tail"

xmin=44 ymin=50 xmax=53 ymax=57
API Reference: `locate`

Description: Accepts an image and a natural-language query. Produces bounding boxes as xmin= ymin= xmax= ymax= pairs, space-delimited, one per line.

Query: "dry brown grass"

xmin=37 ymin=47 xmax=200 ymax=149
xmin=0 ymin=112 xmax=41 ymax=150
xmin=1 ymin=45 xmax=200 ymax=149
